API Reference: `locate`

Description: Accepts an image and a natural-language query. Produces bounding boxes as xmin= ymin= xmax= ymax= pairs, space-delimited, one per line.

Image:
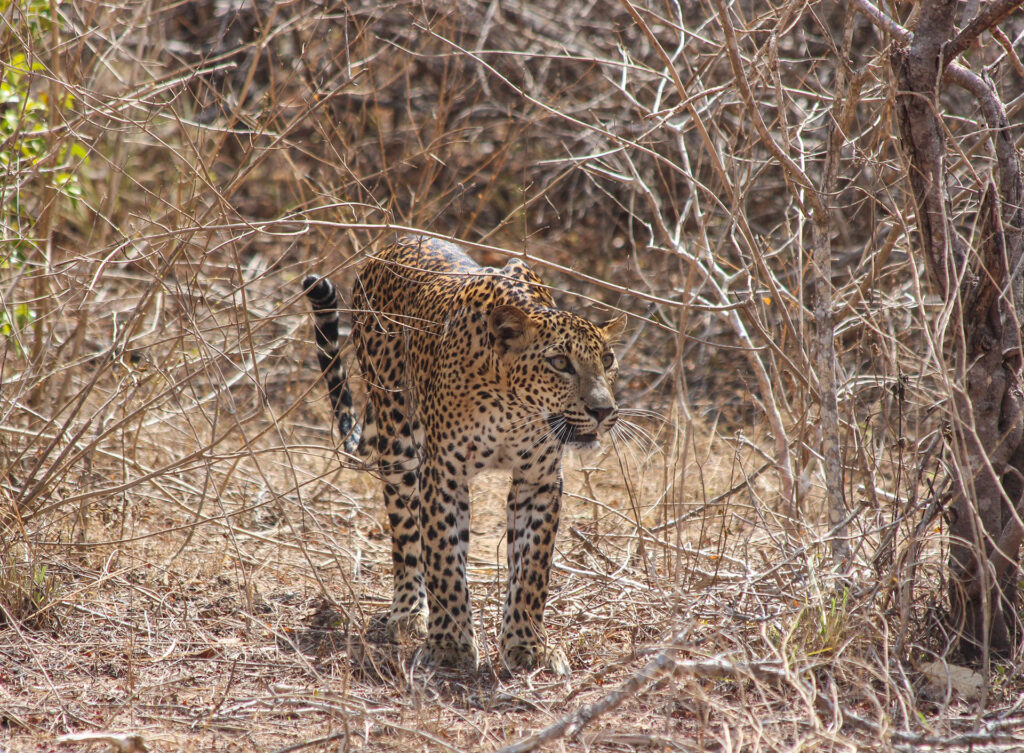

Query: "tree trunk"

xmin=893 ymin=0 xmax=1024 ymax=660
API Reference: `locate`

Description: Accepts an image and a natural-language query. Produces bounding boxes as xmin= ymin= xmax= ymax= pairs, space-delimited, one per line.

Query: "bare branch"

xmin=850 ymin=0 xmax=912 ymax=40
xmin=945 ymin=0 xmax=1024 ymax=66
xmin=713 ymin=0 xmax=826 ymax=223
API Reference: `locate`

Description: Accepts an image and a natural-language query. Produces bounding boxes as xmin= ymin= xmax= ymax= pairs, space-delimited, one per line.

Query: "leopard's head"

xmin=490 ymin=305 xmax=626 ymax=449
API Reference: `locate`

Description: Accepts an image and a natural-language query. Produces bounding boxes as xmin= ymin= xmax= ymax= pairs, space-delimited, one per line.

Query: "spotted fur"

xmin=304 ymin=236 xmax=625 ymax=674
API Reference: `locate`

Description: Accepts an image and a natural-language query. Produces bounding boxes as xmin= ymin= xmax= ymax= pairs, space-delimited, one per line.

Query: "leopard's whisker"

xmin=610 ymin=430 xmax=648 ymax=475
xmin=515 ymin=419 xmax=557 ymax=444
xmin=614 ymin=420 xmax=661 ymax=456
xmin=617 ymin=408 xmax=672 ymax=431
xmin=507 ymin=412 xmax=550 ymax=431
xmin=610 ymin=422 xmax=637 ymax=445
xmin=615 ymin=418 xmax=658 ymax=450
xmin=611 ymin=423 xmax=646 ymax=458
xmin=529 ymin=418 xmax=563 ymax=450
xmin=618 ymin=407 xmax=668 ymax=419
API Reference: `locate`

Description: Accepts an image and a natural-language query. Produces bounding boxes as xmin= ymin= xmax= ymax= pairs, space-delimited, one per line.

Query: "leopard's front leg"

xmin=501 ymin=471 xmax=570 ymax=676
xmin=418 ymin=452 xmax=479 ymax=670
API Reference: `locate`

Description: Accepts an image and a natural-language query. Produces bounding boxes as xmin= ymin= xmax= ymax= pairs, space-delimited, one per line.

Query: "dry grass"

xmin=3 ymin=1 xmax=1024 ymax=751
xmin=0 ymin=407 xmax=960 ymax=753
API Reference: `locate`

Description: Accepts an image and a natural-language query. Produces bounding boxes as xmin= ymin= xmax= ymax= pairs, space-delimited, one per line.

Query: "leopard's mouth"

xmin=569 ymin=434 xmax=600 ymax=449
xmin=546 ymin=415 xmax=600 ymax=448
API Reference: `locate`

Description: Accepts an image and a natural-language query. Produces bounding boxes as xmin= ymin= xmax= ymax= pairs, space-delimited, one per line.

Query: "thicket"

xmin=2 ymin=1 xmax=1024 ymax=751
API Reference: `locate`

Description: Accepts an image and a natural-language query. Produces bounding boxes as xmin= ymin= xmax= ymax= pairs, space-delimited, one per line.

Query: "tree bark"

xmin=893 ymin=0 xmax=1024 ymax=660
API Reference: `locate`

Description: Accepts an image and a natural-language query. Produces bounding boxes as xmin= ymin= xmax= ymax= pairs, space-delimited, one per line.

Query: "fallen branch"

xmin=495 ymin=632 xmax=1024 ymax=753
xmin=492 ymin=642 xmax=785 ymax=753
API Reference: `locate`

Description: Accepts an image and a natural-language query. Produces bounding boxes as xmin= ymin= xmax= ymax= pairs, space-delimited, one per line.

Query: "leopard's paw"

xmin=385 ymin=611 xmax=427 ymax=642
xmin=420 ymin=637 xmax=480 ymax=671
xmin=502 ymin=641 xmax=570 ymax=677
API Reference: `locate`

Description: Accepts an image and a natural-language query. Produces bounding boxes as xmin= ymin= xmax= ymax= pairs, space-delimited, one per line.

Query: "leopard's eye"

xmin=548 ymin=355 xmax=574 ymax=374
xmin=602 ymin=352 xmax=615 ymax=370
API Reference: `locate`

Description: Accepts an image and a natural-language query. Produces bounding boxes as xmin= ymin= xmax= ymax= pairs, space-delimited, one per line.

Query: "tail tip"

xmin=303 ymin=275 xmax=339 ymax=308
xmin=339 ymin=415 xmax=363 ymax=455
xmin=302 ymin=274 xmax=323 ymax=294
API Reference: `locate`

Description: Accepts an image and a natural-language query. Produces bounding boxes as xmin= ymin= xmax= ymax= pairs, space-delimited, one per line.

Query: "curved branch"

xmin=850 ymin=0 xmax=910 ymax=41
xmin=945 ymin=0 xmax=1024 ymax=67
xmin=858 ymin=0 xmax=1024 ymax=294
xmin=854 ymin=0 xmax=1024 ymax=96
xmin=945 ymin=66 xmax=1023 ymax=217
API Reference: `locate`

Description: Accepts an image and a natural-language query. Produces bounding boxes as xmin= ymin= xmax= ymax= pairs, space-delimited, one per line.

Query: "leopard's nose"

xmin=585 ymin=405 xmax=614 ymax=425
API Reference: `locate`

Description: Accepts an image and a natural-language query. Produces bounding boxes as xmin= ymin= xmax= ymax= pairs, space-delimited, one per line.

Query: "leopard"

xmin=303 ymin=235 xmax=625 ymax=675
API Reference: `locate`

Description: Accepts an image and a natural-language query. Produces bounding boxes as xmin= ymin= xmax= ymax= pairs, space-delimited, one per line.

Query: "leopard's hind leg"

xmin=356 ymin=322 xmax=428 ymax=642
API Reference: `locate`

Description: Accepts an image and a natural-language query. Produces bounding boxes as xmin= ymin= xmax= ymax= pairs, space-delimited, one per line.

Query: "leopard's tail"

xmin=302 ymin=275 xmax=362 ymax=455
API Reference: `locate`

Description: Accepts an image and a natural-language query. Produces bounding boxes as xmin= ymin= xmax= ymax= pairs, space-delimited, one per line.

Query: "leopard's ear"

xmin=489 ymin=305 xmax=535 ymax=354
xmin=600 ymin=313 xmax=627 ymax=344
